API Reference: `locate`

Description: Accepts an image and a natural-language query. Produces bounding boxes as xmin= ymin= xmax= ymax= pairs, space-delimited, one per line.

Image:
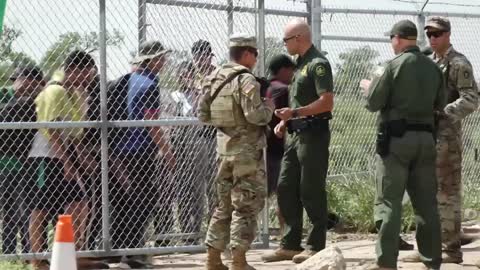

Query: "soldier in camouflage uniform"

xmin=198 ymin=33 xmax=274 ymax=270
xmin=403 ymin=17 xmax=479 ymax=264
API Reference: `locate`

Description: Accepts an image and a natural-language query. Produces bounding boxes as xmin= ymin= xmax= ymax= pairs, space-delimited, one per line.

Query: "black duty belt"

xmin=406 ymin=124 xmax=433 ymax=133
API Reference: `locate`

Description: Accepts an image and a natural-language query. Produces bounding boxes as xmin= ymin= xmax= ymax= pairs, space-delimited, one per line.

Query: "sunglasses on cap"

xmin=426 ymin=31 xmax=445 ymax=39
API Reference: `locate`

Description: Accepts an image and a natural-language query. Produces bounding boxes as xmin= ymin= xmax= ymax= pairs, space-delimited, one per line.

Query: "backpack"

xmin=0 ymin=95 xmax=37 ymax=159
xmin=107 ymin=73 xmax=132 ymax=150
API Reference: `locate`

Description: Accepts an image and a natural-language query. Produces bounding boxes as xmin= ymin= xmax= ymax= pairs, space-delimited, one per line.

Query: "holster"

xmin=376 ymin=122 xmax=391 ymax=158
xmin=376 ymin=119 xmax=433 ymax=157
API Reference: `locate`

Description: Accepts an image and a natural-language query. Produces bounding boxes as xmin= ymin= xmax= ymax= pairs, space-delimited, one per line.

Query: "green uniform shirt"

xmin=290 ymin=45 xmax=333 ymax=109
xmin=366 ymin=46 xmax=446 ymax=125
xmin=0 ymin=87 xmax=23 ymax=173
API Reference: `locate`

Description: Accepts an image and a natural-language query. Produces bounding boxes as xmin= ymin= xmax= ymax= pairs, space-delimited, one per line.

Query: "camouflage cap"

xmin=131 ymin=40 xmax=171 ymax=64
xmin=425 ymin=16 xmax=451 ymax=32
xmin=384 ymin=19 xmax=418 ymax=40
xmin=229 ymin=33 xmax=257 ymax=49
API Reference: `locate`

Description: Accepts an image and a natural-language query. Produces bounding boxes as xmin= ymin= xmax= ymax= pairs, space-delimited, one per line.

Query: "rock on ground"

xmin=296 ymin=246 xmax=346 ymax=270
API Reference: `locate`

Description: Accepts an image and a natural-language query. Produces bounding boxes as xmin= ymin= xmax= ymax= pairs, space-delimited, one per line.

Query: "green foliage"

xmin=40 ymin=30 xmax=124 ymax=76
xmin=0 ymin=261 xmax=32 ymax=270
xmin=0 ymin=26 xmax=37 ymax=87
xmin=334 ymin=46 xmax=380 ymax=98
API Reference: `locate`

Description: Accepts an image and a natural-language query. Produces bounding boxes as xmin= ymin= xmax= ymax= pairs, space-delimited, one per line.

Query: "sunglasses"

xmin=283 ymin=35 xmax=299 ymax=43
xmin=426 ymin=31 xmax=445 ymax=39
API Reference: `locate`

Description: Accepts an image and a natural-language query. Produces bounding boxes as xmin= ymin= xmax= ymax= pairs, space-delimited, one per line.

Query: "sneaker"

xmin=122 ymin=255 xmax=153 ymax=269
xmin=261 ymin=248 xmax=302 ymax=263
xmin=292 ymin=250 xmax=317 ymax=264
xmin=398 ymin=237 xmax=414 ymax=251
xmin=441 ymin=252 xmax=463 ymax=264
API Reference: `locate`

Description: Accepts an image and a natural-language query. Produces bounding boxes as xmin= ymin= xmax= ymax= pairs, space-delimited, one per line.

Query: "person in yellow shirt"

xmin=28 ymin=50 xmax=108 ymax=270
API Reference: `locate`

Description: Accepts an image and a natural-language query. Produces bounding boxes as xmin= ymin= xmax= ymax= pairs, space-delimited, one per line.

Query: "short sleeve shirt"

xmin=35 ymin=83 xmax=85 ymax=140
xmin=118 ymin=69 xmax=161 ymax=154
xmin=289 ymin=46 xmax=333 ymax=109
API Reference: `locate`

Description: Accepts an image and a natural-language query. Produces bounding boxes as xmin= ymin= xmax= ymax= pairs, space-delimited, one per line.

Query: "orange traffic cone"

xmin=50 ymin=215 xmax=77 ymax=270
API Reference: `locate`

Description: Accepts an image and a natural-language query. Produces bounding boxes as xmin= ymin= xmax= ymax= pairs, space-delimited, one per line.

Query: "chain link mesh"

xmin=0 ymin=0 xmax=479 ymax=261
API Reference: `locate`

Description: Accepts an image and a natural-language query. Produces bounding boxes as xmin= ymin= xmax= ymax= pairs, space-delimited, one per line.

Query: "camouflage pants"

xmin=205 ymin=150 xmax=267 ymax=252
xmin=436 ymin=119 xmax=462 ymax=256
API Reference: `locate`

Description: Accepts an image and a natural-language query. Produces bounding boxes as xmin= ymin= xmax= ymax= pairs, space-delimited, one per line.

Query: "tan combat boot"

xmin=231 ymin=248 xmax=255 ymax=270
xmin=261 ymin=248 xmax=302 ymax=262
xmin=206 ymin=246 xmax=228 ymax=270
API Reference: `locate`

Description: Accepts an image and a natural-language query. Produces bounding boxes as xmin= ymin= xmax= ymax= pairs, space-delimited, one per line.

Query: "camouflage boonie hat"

xmin=384 ymin=19 xmax=418 ymax=40
xmin=229 ymin=33 xmax=257 ymax=49
xmin=425 ymin=16 xmax=451 ymax=32
xmin=131 ymin=40 xmax=171 ymax=64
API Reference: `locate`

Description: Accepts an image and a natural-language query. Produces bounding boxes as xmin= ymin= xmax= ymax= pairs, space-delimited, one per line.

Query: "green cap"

xmin=229 ymin=33 xmax=257 ymax=49
xmin=385 ymin=20 xmax=418 ymax=40
xmin=425 ymin=16 xmax=451 ymax=32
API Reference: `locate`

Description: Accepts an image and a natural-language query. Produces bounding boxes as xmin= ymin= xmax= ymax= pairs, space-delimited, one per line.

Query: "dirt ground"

xmin=109 ymin=233 xmax=480 ymax=270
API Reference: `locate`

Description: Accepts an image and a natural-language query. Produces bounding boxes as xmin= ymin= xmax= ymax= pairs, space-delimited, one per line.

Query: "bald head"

xmin=283 ymin=19 xmax=312 ymax=56
xmin=285 ymin=19 xmax=312 ymax=42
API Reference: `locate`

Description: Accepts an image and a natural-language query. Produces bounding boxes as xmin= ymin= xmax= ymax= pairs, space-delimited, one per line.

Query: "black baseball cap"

xmin=385 ymin=20 xmax=418 ymax=40
xmin=9 ymin=66 xmax=44 ymax=81
xmin=191 ymin=40 xmax=214 ymax=57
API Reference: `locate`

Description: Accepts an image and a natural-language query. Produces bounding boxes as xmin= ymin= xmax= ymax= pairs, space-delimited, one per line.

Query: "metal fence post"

xmin=311 ymin=0 xmax=322 ymax=50
xmin=256 ymin=0 xmax=269 ymax=249
xmin=138 ymin=0 xmax=147 ymax=48
xmin=227 ymin=0 xmax=234 ymax=36
xmin=417 ymin=12 xmax=427 ymax=49
xmin=99 ymin=0 xmax=111 ymax=252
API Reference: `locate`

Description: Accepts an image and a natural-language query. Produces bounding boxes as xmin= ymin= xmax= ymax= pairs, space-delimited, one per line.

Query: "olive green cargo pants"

xmin=277 ymin=128 xmax=330 ymax=252
xmin=374 ymin=131 xmax=442 ymax=269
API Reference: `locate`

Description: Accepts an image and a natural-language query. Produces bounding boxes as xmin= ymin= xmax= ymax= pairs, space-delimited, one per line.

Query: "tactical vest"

xmin=207 ymin=66 xmax=250 ymax=128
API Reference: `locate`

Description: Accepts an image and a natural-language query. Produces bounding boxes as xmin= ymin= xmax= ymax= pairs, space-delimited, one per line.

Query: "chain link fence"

xmin=0 ymin=0 xmax=480 ymax=262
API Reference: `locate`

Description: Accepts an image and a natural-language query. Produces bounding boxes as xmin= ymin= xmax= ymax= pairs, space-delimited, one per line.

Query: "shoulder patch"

xmin=244 ymin=83 xmax=256 ymax=95
xmin=301 ymin=66 xmax=308 ymax=76
xmin=373 ymin=66 xmax=386 ymax=77
xmin=315 ymin=65 xmax=326 ymax=77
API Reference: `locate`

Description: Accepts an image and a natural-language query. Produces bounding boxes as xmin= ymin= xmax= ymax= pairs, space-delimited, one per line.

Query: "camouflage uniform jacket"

xmin=432 ymin=45 xmax=479 ymax=131
xmin=200 ymin=62 xmax=273 ymax=156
